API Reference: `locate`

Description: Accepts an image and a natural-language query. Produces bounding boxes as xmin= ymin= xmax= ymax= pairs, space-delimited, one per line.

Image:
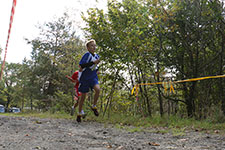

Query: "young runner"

xmin=77 ymin=39 xmax=101 ymax=122
xmin=66 ymin=69 xmax=86 ymax=117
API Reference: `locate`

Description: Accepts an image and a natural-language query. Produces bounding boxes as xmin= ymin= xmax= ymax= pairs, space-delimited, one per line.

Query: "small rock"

xmin=115 ymin=146 xmax=124 ymax=150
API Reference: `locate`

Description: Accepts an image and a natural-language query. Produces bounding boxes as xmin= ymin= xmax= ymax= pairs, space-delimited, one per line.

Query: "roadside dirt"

xmin=0 ymin=115 xmax=224 ymax=150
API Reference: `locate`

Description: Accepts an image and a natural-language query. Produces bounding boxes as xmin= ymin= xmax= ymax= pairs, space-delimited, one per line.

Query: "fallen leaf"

xmin=214 ymin=130 xmax=219 ymax=133
xmin=178 ymin=139 xmax=188 ymax=142
xmin=148 ymin=142 xmax=160 ymax=146
xmin=115 ymin=146 xmax=124 ymax=150
xmin=35 ymin=121 xmax=42 ymax=124
xmin=103 ymin=142 xmax=112 ymax=149
xmin=34 ymin=146 xmax=41 ymax=149
xmin=68 ymin=133 xmax=72 ymax=136
xmin=107 ymin=144 xmax=113 ymax=148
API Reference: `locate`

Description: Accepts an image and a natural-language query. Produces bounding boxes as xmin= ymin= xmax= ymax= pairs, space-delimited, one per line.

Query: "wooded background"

xmin=0 ymin=0 xmax=224 ymax=120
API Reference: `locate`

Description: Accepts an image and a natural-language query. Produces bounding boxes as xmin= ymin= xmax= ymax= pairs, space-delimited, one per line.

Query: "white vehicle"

xmin=0 ymin=105 xmax=5 ymax=113
xmin=10 ymin=107 xmax=20 ymax=113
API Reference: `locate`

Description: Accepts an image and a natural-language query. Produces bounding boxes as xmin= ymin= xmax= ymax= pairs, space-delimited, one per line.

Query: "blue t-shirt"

xmin=79 ymin=52 xmax=99 ymax=82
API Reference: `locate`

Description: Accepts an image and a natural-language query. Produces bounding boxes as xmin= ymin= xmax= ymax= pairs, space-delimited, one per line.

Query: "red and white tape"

xmin=0 ymin=0 xmax=17 ymax=80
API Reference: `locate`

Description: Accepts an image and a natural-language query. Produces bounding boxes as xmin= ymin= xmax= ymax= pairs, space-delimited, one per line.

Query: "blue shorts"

xmin=78 ymin=78 xmax=99 ymax=93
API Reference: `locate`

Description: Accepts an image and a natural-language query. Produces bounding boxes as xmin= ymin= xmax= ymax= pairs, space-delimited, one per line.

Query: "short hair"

xmin=85 ymin=39 xmax=96 ymax=49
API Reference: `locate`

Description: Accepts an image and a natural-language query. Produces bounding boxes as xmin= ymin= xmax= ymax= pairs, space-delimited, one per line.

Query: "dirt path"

xmin=0 ymin=115 xmax=224 ymax=150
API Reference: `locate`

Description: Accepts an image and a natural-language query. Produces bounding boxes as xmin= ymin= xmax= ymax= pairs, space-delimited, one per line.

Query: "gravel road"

xmin=0 ymin=115 xmax=224 ymax=150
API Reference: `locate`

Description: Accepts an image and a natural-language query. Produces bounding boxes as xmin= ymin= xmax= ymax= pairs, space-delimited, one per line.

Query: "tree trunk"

xmin=158 ymin=33 xmax=164 ymax=117
xmin=186 ymin=82 xmax=197 ymax=117
xmin=103 ymin=69 xmax=118 ymax=117
xmin=30 ymin=95 xmax=33 ymax=110
xmin=219 ymin=27 xmax=225 ymax=115
xmin=157 ymin=72 xmax=163 ymax=117
xmin=144 ymin=85 xmax=152 ymax=117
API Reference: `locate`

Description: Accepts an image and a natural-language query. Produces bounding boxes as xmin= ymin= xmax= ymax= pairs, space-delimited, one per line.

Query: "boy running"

xmin=77 ymin=39 xmax=100 ymax=122
xmin=66 ymin=69 xmax=85 ymax=116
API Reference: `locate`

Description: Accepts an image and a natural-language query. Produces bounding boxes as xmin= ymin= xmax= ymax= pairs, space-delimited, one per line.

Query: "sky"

xmin=0 ymin=0 xmax=107 ymax=64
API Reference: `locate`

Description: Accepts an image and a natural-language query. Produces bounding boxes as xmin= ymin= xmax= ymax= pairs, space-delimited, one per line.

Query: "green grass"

xmin=1 ymin=111 xmax=73 ymax=120
xmin=1 ymin=111 xmax=224 ymax=135
xmin=89 ymin=113 xmax=225 ymax=135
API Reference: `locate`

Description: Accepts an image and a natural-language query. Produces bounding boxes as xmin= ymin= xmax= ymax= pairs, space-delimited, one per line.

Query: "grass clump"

xmin=1 ymin=110 xmax=224 ymax=135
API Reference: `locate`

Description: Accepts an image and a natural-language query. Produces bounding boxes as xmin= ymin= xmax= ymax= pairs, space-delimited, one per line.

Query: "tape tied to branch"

xmin=131 ymin=74 xmax=225 ymax=96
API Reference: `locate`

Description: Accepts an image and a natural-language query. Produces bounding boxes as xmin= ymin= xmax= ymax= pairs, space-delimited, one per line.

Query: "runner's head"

xmin=86 ymin=39 xmax=96 ymax=54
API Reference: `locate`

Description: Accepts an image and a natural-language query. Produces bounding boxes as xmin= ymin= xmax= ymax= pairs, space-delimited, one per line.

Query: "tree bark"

xmin=219 ymin=26 xmax=225 ymax=115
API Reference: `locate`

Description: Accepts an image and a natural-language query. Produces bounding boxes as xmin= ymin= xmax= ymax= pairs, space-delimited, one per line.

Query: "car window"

xmin=0 ymin=106 xmax=5 ymax=112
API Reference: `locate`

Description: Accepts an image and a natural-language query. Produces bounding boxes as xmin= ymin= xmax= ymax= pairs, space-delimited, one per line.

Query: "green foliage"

xmin=50 ymin=90 xmax=72 ymax=113
xmin=82 ymin=0 xmax=160 ymax=118
xmin=0 ymin=12 xmax=86 ymax=113
xmin=1 ymin=0 xmax=224 ymax=121
xmin=82 ymin=0 xmax=225 ymax=118
xmin=1 ymin=111 xmax=73 ymax=120
xmin=23 ymin=13 xmax=86 ymax=111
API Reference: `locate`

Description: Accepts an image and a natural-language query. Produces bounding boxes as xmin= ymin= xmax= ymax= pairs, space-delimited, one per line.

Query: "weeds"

xmin=1 ymin=110 xmax=224 ymax=135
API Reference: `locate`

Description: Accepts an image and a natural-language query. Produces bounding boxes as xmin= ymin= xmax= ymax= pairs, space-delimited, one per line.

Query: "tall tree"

xmin=26 ymin=13 xmax=85 ymax=111
xmin=83 ymin=0 xmax=225 ymax=118
xmin=162 ymin=0 xmax=225 ymax=117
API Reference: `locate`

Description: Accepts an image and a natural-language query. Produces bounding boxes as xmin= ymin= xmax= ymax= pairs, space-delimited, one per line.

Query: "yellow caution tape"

xmin=131 ymin=74 xmax=225 ymax=96
xmin=163 ymin=82 xmax=167 ymax=93
xmin=170 ymin=83 xmax=175 ymax=93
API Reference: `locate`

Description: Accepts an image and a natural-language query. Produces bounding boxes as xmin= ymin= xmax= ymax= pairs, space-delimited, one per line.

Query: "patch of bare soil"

xmin=0 ymin=115 xmax=224 ymax=150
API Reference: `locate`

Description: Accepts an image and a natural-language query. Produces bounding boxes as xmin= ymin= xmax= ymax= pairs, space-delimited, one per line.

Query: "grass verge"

xmin=1 ymin=111 xmax=224 ymax=135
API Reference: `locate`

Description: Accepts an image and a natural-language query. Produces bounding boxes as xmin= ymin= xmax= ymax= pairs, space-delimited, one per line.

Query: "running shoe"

xmin=91 ymin=106 xmax=99 ymax=116
xmin=76 ymin=115 xmax=81 ymax=123
xmin=82 ymin=113 xmax=87 ymax=119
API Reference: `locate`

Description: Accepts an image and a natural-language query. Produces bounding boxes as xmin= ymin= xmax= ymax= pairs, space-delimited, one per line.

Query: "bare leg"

xmin=74 ymin=101 xmax=79 ymax=108
xmin=78 ymin=93 xmax=86 ymax=113
xmin=74 ymin=96 xmax=79 ymax=108
xmin=93 ymin=84 xmax=100 ymax=106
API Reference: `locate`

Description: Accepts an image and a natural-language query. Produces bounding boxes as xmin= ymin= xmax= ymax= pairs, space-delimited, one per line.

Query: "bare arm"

xmin=66 ymin=75 xmax=76 ymax=83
